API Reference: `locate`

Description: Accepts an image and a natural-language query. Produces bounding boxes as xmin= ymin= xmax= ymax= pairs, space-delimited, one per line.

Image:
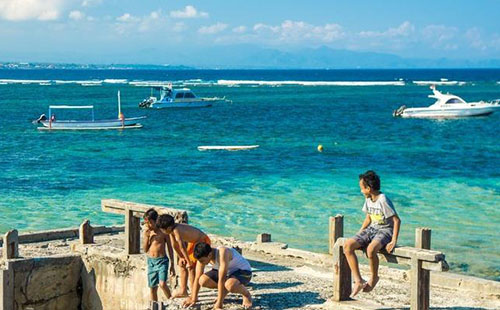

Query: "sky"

xmin=0 ymin=0 xmax=499 ymax=65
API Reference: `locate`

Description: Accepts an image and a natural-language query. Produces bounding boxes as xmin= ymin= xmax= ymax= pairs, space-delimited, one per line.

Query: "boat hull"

xmin=39 ymin=116 xmax=146 ymax=129
xmin=149 ymin=101 xmax=213 ymax=109
xmin=400 ymin=105 xmax=499 ymax=118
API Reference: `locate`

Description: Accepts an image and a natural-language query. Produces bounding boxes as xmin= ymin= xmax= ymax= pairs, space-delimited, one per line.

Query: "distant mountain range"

xmin=2 ymin=46 xmax=499 ymax=69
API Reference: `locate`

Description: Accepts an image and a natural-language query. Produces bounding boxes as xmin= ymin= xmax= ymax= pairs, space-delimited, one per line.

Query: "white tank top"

xmin=212 ymin=247 xmax=251 ymax=274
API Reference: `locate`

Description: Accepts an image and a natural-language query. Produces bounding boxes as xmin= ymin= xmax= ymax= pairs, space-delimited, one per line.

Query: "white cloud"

xmin=199 ymin=22 xmax=228 ymax=34
xmin=170 ymin=5 xmax=208 ymax=19
xmin=0 ymin=0 xmax=64 ymax=21
xmin=421 ymin=25 xmax=458 ymax=50
xmin=116 ymin=13 xmax=139 ymax=23
xmin=81 ymin=0 xmax=101 ymax=7
xmin=465 ymin=28 xmax=487 ymax=50
xmin=173 ymin=22 xmax=186 ymax=32
xmin=69 ymin=10 xmax=85 ymax=21
xmin=253 ymin=20 xmax=344 ymax=43
xmin=233 ymin=26 xmax=247 ymax=33
xmin=359 ymin=21 xmax=414 ymax=38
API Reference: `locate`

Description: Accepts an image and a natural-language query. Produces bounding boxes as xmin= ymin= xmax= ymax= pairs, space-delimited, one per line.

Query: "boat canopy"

xmin=49 ymin=105 xmax=94 ymax=109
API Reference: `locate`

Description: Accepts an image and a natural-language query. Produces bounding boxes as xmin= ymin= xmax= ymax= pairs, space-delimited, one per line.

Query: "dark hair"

xmin=156 ymin=214 xmax=175 ymax=229
xmin=359 ymin=170 xmax=381 ymax=191
xmin=143 ymin=208 xmax=158 ymax=221
xmin=193 ymin=242 xmax=212 ymax=260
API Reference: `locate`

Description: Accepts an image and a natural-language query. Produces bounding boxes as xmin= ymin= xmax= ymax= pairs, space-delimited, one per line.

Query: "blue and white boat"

xmin=139 ymin=85 xmax=227 ymax=109
xmin=35 ymin=91 xmax=146 ymax=130
xmin=394 ymin=86 xmax=500 ymax=118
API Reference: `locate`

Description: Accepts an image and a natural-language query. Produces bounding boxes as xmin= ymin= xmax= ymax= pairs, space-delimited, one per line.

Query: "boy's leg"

xmin=364 ymin=240 xmax=383 ymax=292
xmin=343 ymin=238 xmax=365 ymax=296
xmin=173 ymin=258 xmax=189 ymax=298
xmin=199 ymin=273 xmax=218 ymax=289
xmin=224 ymin=278 xmax=252 ymax=309
xmin=150 ymin=286 xmax=158 ymax=302
xmin=159 ymin=281 xmax=172 ymax=299
xmin=158 ymin=258 xmax=171 ymax=299
xmin=188 ymin=261 xmax=196 ymax=290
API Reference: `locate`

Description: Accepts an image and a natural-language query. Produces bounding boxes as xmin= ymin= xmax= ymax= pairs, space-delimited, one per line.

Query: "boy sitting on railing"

xmin=343 ymin=170 xmax=401 ymax=297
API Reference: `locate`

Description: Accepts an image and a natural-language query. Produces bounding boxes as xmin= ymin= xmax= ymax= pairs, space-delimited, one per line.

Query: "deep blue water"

xmin=0 ymin=69 xmax=499 ymax=280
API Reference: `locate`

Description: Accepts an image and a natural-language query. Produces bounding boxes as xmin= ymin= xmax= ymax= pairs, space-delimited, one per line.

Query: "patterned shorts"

xmin=353 ymin=226 xmax=393 ymax=249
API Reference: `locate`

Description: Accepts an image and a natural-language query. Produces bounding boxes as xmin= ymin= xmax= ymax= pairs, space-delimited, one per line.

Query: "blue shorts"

xmin=147 ymin=256 xmax=169 ymax=288
xmin=205 ymin=269 xmax=252 ymax=286
xmin=353 ymin=226 xmax=393 ymax=249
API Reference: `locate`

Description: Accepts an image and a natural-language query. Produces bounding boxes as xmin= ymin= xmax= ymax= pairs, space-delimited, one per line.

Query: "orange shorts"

xmin=187 ymin=235 xmax=211 ymax=263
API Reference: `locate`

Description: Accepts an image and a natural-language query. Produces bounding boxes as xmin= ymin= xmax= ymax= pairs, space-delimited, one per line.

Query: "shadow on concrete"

xmin=379 ymin=308 xmax=491 ymax=310
xmin=256 ymin=291 xmax=325 ymax=309
xmin=80 ymin=267 xmax=104 ymax=310
xmin=249 ymin=281 xmax=303 ymax=290
xmin=248 ymin=259 xmax=292 ymax=272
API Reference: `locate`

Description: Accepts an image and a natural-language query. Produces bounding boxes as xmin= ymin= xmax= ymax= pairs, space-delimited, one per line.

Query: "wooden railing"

xmin=101 ymin=199 xmax=188 ymax=255
xmin=329 ymin=215 xmax=449 ymax=310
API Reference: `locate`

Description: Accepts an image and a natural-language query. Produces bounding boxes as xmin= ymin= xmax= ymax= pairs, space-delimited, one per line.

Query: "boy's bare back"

xmin=173 ymin=223 xmax=207 ymax=243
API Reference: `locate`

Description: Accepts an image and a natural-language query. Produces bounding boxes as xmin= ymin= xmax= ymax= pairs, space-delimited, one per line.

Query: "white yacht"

xmin=394 ymin=86 xmax=500 ymax=118
xmin=139 ymin=85 xmax=228 ymax=109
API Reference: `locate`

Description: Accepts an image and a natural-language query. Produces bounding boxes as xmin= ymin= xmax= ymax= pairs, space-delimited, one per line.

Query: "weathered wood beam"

xmin=101 ymin=199 xmax=188 ymax=223
xmin=335 ymin=238 xmax=445 ymax=263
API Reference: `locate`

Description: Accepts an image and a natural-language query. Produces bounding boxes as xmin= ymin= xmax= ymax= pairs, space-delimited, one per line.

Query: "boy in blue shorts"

xmin=344 ymin=170 xmax=401 ymax=297
xmin=143 ymin=209 xmax=175 ymax=302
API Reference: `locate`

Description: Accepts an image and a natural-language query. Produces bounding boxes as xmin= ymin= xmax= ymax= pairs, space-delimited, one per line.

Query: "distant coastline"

xmin=0 ymin=62 xmax=195 ymax=70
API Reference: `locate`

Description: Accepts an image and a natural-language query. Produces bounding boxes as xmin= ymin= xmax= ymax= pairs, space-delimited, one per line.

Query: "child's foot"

xmin=242 ymin=294 xmax=253 ymax=309
xmin=350 ymin=280 xmax=367 ymax=298
xmin=172 ymin=289 xmax=189 ymax=299
xmin=363 ymin=276 xmax=380 ymax=293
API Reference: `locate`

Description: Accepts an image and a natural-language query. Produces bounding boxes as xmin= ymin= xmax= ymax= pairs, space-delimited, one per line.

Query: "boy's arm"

xmin=386 ymin=215 xmax=401 ymax=253
xmin=174 ymin=230 xmax=193 ymax=267
xmin=183 ymin=261 xmax=205 ymax=307
xmin=165 ymin=234 xmax=176 ymax=276
xmin=359 ymin=214 xmax=371 ymax=232
xmin=214 ymin=249 xmax=230 ymax=309
xmin=142 ymin=229 xmax=151 ymax=253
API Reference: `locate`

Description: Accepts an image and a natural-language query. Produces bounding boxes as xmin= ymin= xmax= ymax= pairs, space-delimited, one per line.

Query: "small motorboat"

xmin=394 ymin=86 xmax=500 ymax=118
xmin=35 ymin=91 xmax=146 ymax=130
xmin=139 ymin=85 xmax=229 ymax=109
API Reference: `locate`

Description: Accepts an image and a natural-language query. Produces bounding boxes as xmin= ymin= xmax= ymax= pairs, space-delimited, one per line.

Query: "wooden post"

xmin=331 ymin=215 xmax=351 ymax=301
xmin=256 ymin=233 xmax=271 ymax=243
xmin=125 ymin=207 xmax=141 ymax=254
xmin=3 ymin=230 xmax=19 ymax=260
xmin=411 ymin=228 xmax=431 ymax=310
xmin=79 ymin=219 xmax=94 ymax=244
xmin=329 ymin=215 xmax=343 ymax=254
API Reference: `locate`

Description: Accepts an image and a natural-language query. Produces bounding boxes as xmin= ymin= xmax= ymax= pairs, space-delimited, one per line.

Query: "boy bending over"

xmin=156 ymin=214 xmax=211 ymax=298
xmin=344 ymin=170 xmax=401 ymax=297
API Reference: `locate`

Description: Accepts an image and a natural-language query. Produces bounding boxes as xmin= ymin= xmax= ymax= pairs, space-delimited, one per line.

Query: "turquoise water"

xmin=0 ymin=69 xmax=499 ymax=280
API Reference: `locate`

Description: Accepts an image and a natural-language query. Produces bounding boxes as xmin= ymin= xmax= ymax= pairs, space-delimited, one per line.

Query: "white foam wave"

xmin=217 ymin=80 xmax=405 ymax=86
xmin=129 ymin=81 xmax=171 ymax=87
xmin=103 ymin=79 xmax=128 ymax=84
xmin=0 ymin=79 xmax=51 ymax=84
xmin=413 ymin=80 xmax=466 ymax=86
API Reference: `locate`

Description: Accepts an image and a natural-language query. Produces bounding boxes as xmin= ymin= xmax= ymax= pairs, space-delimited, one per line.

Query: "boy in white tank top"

xmin=183 ymin=242 xmax=253 ymax=309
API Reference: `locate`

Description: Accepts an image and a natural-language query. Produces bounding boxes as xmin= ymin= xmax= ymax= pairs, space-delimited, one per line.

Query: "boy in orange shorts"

xmin=156 ymin=214 xmax=211 ymax=298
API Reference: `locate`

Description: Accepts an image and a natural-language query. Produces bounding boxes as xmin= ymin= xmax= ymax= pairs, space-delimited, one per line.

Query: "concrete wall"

xmin=78 ymin=246 xmax=150 ymax=310
xmin=1 ymin=255 xmax=82 ymax=310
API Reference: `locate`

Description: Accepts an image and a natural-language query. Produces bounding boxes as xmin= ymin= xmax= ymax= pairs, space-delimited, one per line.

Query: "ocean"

xmin=0 ymin=69 xmax=498 ymax=280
